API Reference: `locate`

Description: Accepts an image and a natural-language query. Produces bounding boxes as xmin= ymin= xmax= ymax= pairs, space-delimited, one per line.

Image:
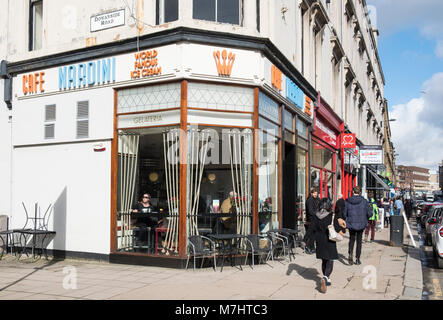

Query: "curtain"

xmin=162 ymin=129 xmax=180 ymax=254
xmin=228 ymin=129 xmax=253 ymax=239
xmin=118 ymin=133 xmax=140 ymax=251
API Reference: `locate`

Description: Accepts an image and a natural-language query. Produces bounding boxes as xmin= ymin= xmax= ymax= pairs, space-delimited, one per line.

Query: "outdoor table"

xmin=208 ymin=233 xmax=245 ymax=272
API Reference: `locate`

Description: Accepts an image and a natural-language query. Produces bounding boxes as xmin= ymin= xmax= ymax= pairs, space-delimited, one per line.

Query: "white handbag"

xmin=328 ymin=213 xmax=343 ymax=242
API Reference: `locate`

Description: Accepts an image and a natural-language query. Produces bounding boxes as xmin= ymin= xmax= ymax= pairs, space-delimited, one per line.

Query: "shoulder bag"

xmin=328 ymin=213 xmax=343 ymax=242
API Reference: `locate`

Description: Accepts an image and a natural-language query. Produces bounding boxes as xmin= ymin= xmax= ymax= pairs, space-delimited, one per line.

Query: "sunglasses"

xmin=143 ymin=196 xmax=150 ymax=199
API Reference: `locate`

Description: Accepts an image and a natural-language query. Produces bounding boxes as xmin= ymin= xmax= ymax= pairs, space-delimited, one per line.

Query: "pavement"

xmin=0 ymin=219 xmax=423 ymax=300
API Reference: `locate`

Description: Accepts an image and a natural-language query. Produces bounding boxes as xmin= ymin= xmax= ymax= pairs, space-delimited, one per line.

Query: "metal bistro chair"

xmin=185 ymin=235 xmax=217 ymax=271
xmin=266 ymin=231 xmax=290 ymax=262
xmin=244 ymin=234 xmax=274 ymax=269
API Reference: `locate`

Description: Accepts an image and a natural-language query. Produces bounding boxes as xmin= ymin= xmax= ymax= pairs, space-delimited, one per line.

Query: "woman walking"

xmin=311 ymin=197 xmax=343 ymax=293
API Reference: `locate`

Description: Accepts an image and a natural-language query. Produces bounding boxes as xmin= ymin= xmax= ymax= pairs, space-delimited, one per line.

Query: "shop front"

xmin=341 ymin=133 xmax=359 ymax=199
xmin=311 ymin=94 xmax=343 ymax=203
xmin=7 ymin=31 xmax=316 ymax=266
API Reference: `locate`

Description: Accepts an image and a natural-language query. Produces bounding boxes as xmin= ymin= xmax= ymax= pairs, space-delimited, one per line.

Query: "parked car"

xmin=430 ymin=207 xmax=443 ymax=268
xmin=419 ymin=202 xmax=443 ymax=228
xmin=425 ymin=205 xmax=443 ymax=246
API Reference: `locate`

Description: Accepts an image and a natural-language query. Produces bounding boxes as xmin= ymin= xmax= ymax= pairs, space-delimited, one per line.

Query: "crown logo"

xmin=213 ymin=50 xmax=235 ymax=77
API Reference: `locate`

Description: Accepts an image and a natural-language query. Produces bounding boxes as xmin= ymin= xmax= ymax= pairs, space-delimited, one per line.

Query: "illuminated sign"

xmin=22 ymin=72 xmax=45 ymax=95
xmin=130 ymin=49 xmax=162 ymax=79
xmin=213 ymin=50 xmax=235 ymax=77
xmin=58 ymin=58 xmax=116 ymax=90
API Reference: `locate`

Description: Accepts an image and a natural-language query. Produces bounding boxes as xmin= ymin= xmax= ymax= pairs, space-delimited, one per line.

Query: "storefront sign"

xmin=90 ymin=9 xmax=125 ymax=32
xmin=118 ymin=110 xmax=180 ymax=129
xmin=58 ymin=58 xmax=116 ymax=90
xmin=304 ymin=96 xmax=313 ymax=117
xmin=22 ymin=72 xmax=45 ymax=95
xmin=359 ymin=145 xmax=383 ymax=164
xmin=132 ymin=114 xmax=163 ymax=124
xmin=314 ymin=119 xmax=338 ymax=148
xmin=213 ymin=49 xmax=235 ymax=77
xmin=130 ymin=49 xmax=162 ymax=79
xmin=286 ymin=77 xmax=303 ymax=109
xmin=341 ymin=133 xmax=356 ymax=148
xmin=271 ymin=65 xmax=282 ymax=91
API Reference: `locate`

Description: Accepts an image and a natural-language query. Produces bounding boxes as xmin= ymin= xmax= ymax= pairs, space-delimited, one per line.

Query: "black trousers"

xmin=348 ymin=229 xmax=364 ymax=259
xmin=321 ymin=259 xmax=334 ymax=278
xmin=304 ymin=222 xmax=315 ymax=250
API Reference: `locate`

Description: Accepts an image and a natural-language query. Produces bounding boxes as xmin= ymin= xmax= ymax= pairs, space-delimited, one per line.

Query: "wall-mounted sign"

xmin=341 ymin=133 xmax=356 ymax=148
xmin=58 ymin=57 xmax=116 ymax=90
xmin=359 ymin=145 xmax=383 ymax=165
xmin=213 ymin=50 xmax=235 ymax=77
xmin=271 ymin=65 xmax=282 ymax=91
xmin=286 ymin=77 xmax=303 ymax=109
xmin=304 ymin=96 xmax=313 ymax=117
xmin=90 ymin=9 xmax=125 ymax=32
xmin=22 ymin=72 xmax=45 ymax=95
xmin=118 ymin=110 xmax=180 ymax=129
xmin=315 ymin=119 xmax=338 ymax=148
xmin=130 ymin=49 xmax=162 ymax=79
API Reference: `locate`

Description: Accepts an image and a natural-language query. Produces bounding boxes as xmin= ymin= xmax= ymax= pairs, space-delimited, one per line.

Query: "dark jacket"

xmin=305 ymin=196 xmax=320 ymax=223
xmin=334 ymin=197 xmax=346 ymax=233
xmin=311 ymin=210 xmax=340 ymax=260
xmin=343 ymin=195 xmax=371 ymax=231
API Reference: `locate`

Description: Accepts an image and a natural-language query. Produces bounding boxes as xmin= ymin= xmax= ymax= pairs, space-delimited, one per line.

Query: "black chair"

xmin=266 ymin=231 xmax=289 ymax=262
xmin=243 ymin=234 xmax=273 ymax=269
xmin=185 ymin=235 xmax=217 ymax=271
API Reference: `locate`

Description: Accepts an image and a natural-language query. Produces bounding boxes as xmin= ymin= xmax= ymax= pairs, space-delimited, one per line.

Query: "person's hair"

xmin=352 ymin=186 xmax=361 ymax=195
xmin=141 ymin=193 xmax=151 ymax=200
xmin=310 ymin=187 xmax=319 ymax=194
xmin=319 ymin=198 xmax=332 ymax=212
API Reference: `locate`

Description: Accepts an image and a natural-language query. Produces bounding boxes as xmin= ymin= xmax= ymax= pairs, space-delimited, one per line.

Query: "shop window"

xmin=76 ymin=101 xmax=89 ymax=138
xmin=29 ymin=0 xmax=43 ymax=51
xmin=259 ymin=91 xmax=280 ymax=123
xmin=258 ymin=131 xmax=279 ymax=233
xmin=118 ymin=82 xmax=181 ymax=113
xmin=156 ymin=0 xmax=179 ymax=24
xmin=44 ymin=104 xmax=55 ymax=139
xmin=193 ymin=0 xmax=242 ymax=25
xmin=296 ymin=117 xmax=308 ymax=139
xmin=283 ymin=109 xmax=294 ymax=132
xmin=187 ymin=82 xmax=253 ymax=112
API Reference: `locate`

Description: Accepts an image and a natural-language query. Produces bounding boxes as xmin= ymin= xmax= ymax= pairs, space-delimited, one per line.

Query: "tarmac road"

xmin=417 ymin=223 xmax=443 ymax=300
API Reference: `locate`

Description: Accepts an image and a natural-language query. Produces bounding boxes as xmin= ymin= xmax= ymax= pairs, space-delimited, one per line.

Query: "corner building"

xmin=0 ymin=0 xmax=388 ymax=266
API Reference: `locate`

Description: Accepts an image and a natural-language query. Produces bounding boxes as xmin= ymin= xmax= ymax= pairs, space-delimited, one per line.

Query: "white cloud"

xmin=390 ymin=73 xmax=443 ymax=172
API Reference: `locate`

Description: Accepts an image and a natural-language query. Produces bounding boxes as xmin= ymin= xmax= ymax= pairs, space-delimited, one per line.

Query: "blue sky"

xmin=367 ymin=0 xmax=443 ymax=173
xmin=379 ymin=28 xmax=443 ymax=107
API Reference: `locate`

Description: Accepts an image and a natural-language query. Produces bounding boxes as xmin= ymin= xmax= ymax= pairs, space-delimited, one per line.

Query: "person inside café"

xmin=219 ymin=191 xmax=237 ymax=234
xmin=132 ymin=193 xmax=158 ymax=250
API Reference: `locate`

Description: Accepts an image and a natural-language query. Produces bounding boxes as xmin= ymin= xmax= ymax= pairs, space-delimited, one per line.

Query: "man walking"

xmin=304 ymin=187 xmax=320 ymax=254
xmin=394 ymin=197 xmax=403 ymax=216
xmin=343 ymin=186 xmax=372 ymax=265
xmin=364 ymin=195 xmax=379 ymax=243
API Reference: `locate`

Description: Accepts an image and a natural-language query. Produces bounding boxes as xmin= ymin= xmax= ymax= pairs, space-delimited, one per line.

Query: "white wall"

xmin=11 ymin=141 xmax=112 ymax=254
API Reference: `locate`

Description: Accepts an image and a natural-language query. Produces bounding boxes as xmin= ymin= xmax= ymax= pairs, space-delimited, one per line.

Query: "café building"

xmin=5 ymin=28 xmax=316 ymax=266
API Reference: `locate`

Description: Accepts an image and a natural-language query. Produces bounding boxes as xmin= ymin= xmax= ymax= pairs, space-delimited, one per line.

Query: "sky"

xmin=366 ymin=0 xmax=443 ymax=173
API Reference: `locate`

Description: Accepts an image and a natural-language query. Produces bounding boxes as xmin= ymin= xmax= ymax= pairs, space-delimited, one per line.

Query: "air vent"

xmin=45 ymin=104 xmax=56 ymax=121
xmin=76 ymin=101 xmax=89 ymax=138
xmin=44 ymin=123 xmax=55 ymax=139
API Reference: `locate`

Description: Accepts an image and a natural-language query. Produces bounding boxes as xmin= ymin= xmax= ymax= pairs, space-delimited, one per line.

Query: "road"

xmin=417 ymin=222 xmax=443 ymax=300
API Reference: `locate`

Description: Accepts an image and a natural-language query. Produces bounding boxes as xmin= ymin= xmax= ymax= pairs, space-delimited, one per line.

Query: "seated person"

xmin=220 ymin=191 xmax=237 ymax=234
xmin=132 ymin=193 xmax=158 ymax=248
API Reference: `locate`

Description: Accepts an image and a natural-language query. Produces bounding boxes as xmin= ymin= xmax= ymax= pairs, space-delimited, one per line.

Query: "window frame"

xmin=29 ymin=0 xmax=43 ymax=51
xmin=156 ymin=0 xmax=179 ymax=25
xmin=192 ymin=0 xmax=243 ymax=26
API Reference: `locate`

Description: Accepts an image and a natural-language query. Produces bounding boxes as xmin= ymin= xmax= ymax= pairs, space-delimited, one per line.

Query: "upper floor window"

xmin=193 ymin=0 xmax=242 ymax=25
xmin=156 ymin=0 xmax=179 ymax=24
xmin=29 ymin=0 xmax=43 ymax=51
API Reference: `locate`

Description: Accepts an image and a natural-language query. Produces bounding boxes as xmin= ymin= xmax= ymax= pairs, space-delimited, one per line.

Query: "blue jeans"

xmin=395 ymin=209 xmax=401 ymax=216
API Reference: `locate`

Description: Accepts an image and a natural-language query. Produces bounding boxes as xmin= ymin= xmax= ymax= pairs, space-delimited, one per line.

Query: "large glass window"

xmin=117 ymin=127 xmax=180 ymax=256
xmin=156 ymin=0 xmax=179 ymax=24
xmin=258 ymin=132 xmax=279 ymax=233
xmin=297 ymin=148 xmax=307 ymax=223
xmin=193 ymin=0 xmax=241 ymax=25
xmin=312 ymin=142 xmax=333 ymax=171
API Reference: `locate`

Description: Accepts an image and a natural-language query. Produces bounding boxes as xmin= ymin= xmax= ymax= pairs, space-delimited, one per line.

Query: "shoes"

xmin=369 ymin=239 xmax=374 ymax=243
xmin=305 ymin=248 xmax=315 ymax=255
xmin=364 ymin=234 xmax=368 ymax=242
xmin=355 ymin=258 xmax=362 ymax=265
xmin=325 ymin=276 xmax=332 ymax=286
xmin=348 ymin=255 xmax=354 ymax=265
xmin=321 ymin=277 xmax=327 ymax=293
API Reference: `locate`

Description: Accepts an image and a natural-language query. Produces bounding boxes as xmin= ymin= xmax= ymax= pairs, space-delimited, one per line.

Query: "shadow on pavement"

xmin=0 ymin=258 xmax=62 ymax=292
xmin=286 ymin=263 xmax=323 ymax=293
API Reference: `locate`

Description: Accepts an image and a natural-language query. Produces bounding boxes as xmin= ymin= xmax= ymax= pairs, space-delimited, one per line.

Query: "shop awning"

xmin=367 ymin=168 xmax=391 ymax=191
